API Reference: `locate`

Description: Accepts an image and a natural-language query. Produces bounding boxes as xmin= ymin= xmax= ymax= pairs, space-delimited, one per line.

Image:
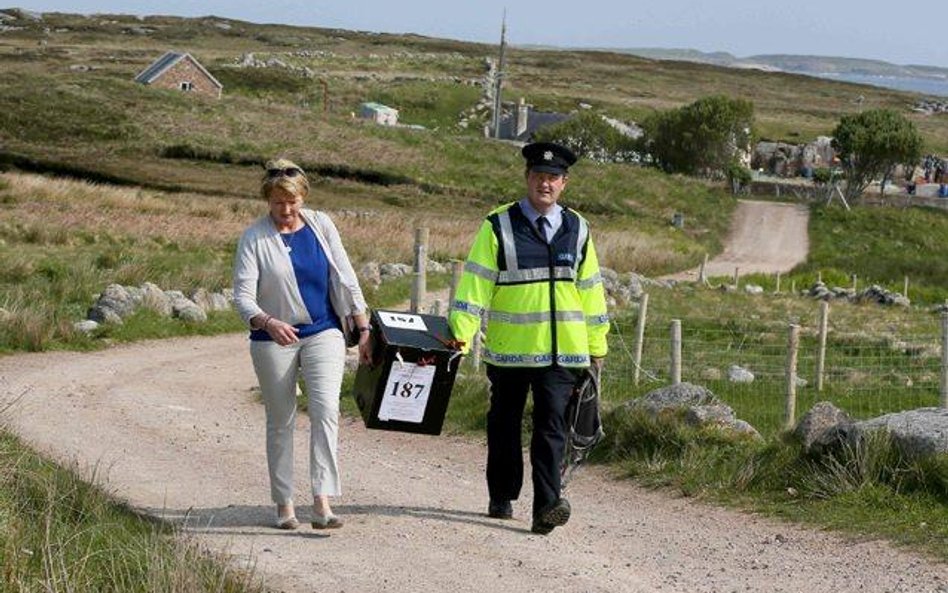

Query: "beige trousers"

xmin=250 ymin=329 xmax=346 ymax=504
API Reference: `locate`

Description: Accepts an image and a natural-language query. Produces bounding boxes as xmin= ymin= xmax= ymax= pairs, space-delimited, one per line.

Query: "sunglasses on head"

xmin=266 ymin=167 xmax=304 ymax=178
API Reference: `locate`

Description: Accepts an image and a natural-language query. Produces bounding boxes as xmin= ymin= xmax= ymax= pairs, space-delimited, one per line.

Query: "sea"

xmin=811 ymin=72 xmax=948 ymax=98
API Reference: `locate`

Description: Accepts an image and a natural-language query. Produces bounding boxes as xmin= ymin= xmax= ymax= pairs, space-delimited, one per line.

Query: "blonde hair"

xmin=260 ymin=158 xmax=310 ymax=200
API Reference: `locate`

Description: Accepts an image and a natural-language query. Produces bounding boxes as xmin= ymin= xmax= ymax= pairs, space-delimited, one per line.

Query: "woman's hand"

xmin=357 ymin=328 xmax=372 ymax=365
xmin=266 ymin=317 xmax=300 ymax=346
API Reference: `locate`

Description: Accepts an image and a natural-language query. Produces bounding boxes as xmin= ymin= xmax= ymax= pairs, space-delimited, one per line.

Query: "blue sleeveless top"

xmin=250 ymin=224 xmax=342 ymax=341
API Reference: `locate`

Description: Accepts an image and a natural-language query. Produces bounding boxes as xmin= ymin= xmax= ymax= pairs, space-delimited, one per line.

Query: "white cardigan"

xmin=232 ymin=208 xmax=367 ymax=331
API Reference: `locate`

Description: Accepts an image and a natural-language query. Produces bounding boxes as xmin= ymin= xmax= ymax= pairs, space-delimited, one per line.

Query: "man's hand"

xmin=591 ymin=356 xmax=605 ymax=372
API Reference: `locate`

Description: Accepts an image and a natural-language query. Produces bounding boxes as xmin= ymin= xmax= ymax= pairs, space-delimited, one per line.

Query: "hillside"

xmin=598 ymin=47 xmax=948 ymax=90
xmin=0 ymin=7 xmax=947 ymax=282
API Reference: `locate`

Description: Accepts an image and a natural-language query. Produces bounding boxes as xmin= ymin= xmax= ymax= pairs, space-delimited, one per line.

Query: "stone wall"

xmin=149 ymin=56 xmax=221 ymax=99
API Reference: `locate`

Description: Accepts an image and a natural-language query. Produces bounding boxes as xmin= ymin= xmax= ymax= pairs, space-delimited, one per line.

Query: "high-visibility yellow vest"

xmin=449 ymin=202 xmax=609 ymax=367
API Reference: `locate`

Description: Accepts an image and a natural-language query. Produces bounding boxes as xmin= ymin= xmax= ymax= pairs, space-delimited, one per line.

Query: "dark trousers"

xmin=485 ymin=364 xmax=577 ymax=516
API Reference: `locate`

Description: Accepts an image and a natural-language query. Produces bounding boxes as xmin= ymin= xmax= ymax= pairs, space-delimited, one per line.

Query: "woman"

xmin=233 ymin=158 xmax=371 ymax=530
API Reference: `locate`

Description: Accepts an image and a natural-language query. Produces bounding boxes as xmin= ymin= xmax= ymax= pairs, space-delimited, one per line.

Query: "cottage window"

xmin=180 ymin=81 xmax=193 ymax=91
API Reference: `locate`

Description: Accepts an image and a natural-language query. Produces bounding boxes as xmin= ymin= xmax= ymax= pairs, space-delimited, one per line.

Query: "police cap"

xmin=521 ymin=142 xmax=577 ymax=175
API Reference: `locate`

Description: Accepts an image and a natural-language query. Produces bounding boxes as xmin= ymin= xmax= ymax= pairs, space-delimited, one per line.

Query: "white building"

xmin=359 ymin=102 xmax=399 ymax=126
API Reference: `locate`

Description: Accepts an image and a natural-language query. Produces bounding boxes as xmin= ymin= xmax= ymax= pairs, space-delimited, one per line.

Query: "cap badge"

xmin=543 ymin=150 xmax=554 ymax=161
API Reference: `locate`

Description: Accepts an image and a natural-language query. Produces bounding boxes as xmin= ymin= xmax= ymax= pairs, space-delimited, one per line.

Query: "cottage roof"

xmin=500 ymin=109 xmax=571 ymax=142
xmin=135 ymin=51 xmax=223 ymax=89
xmin=361 ymin=102 xmax=398 ymax=114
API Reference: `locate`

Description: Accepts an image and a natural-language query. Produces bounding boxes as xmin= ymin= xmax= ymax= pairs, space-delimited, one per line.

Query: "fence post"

xmin=431 ymin=299 xmax=442 ymax=316
xmin=670 ymin=319 xmax=682 ymax=385
xmin=633 ymin=293 xmax=649 ymax=385
xmin=410 ymin=227 xmax=428 ymax=313
xmin=851 ymin=273 xmax=858 ymax=294
xmin=903 ymin=275 xmax=909 ymax=300
xmin=471 ymin=331 xmax=482 ymax=370
xmin=698 ymin=254 xmax=708 ymax=284
xmin=785 ymin=323 xmax=800 ymax=430
xmin=816 ymin=300 xmax=829 ymax=391
xmin=733 ymin=266 xmax=740 ymax=290
xmin=775 ymin=272 xmax=781 ymax=294
xmin=941 ymin=312 xmax=948 ymax=409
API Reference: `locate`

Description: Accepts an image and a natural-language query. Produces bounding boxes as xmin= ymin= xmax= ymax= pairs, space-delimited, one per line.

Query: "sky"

xmin=15 ymin=1 xmax=948 ymax=68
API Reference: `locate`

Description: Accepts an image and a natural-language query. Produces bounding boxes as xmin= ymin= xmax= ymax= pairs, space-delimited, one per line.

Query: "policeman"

xmin=449 ymin=141 xmax=609 ymax=535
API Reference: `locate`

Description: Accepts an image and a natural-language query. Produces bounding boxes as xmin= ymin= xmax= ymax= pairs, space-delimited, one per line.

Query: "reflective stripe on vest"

xmin=493 ymin=207 xmax=587 ymax=282
xmin=483 ymin=349 xmax=591 ymax=367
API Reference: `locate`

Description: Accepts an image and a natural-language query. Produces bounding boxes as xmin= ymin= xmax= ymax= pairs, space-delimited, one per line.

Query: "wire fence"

xmin=604 ymin=298 xmax=948 ymax=437
xmin=410 ymin=230 xmax=948 ymax=438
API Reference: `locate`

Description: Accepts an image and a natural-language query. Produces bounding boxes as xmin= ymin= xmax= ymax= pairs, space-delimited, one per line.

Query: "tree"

xmin=639 ymin=95 xmax=754 ymax=178
xmin=831 ymin=109 xmax=922 ymax=203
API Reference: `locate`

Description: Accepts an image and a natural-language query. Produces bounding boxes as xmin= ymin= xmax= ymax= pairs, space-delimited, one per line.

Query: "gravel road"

xmin=0 ymin=198 xmax=943 ymax=592
xmin=663 ymin=199 xmax=810 ymax=282
xmin=1 ymin=334 xmax=946 ymax=593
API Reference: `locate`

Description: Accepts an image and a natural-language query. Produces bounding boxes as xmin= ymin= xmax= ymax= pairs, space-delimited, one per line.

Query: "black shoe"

xmin=538 ymin=497 xmax=570 ymax=530
xmin=487 ymin=499 xmax=513 ymax=519
xmin=530 ymin=519 xmax=555 ymax=535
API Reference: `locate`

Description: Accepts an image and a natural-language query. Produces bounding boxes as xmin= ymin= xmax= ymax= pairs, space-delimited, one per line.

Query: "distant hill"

xmin=576 ymin=48 xmax=948 ymax=94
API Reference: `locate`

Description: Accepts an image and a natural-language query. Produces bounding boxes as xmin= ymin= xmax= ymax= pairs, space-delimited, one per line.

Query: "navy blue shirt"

xmin=250 ymin=224 xmax=341 ymax=341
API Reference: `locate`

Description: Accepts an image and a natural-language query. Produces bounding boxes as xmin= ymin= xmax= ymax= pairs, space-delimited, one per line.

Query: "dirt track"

xmin=2 ymin=334 xmax=947 ymax=593
xmin=663 ymin=200 xmax=810 ymax=282
xmin=1 ymin=200 xmax=946 ymax=592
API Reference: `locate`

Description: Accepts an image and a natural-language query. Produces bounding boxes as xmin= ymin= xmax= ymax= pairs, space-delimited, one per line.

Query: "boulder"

xmin=856 ymin=408 xmax=948 ymax=457
xmin=73 ymin=319 xmax=100 ymax=334
xmin=379 ymin=263 xmax=411 ymax=279
xmin=627 ymin=382 xmax=717 ymax=416
xmin=88 ymin=283 xmax=137 ymax=322
xmin=140 ymin=282 xmax=172 ymax=316
xmin=793 ymin=402 xmax=857 ymax=456
xmin=624 ymin=382 xmax=760 ymax=439
xmin=728 ymin=365 xmax=755 ymax=383
xmin=426 ymin=260 xmax=447 ymax=275
xmin=168 ymin=292 xmax=207 ymax=323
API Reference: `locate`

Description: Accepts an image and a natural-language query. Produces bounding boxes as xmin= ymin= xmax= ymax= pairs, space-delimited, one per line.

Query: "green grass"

xmin=1 ymin=8 xmax=948 ymax=568
xmin=0 ymin=430 xmax=261 ymax=592
xmin=591 ymin=407 xmax=948 ymax=560
xmin=799 ymin=203 xmax=948 ymax=304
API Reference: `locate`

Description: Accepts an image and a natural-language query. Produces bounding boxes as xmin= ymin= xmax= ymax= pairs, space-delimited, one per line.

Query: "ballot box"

xmin=352 ymin=310 xmax=462 ymax=435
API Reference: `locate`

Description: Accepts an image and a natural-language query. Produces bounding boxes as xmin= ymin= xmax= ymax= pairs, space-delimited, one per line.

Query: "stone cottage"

xmin=134 ymin=51 xmax=223 ymax=99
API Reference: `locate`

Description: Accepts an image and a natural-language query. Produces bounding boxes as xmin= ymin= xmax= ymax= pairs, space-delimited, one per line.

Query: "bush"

xmin=640 ymin=95 xmax=755 ymax=178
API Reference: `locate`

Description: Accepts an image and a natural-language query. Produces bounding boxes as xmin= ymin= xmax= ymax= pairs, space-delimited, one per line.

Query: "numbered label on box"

xmin=377 ymin=362 xmax=436 ymax=423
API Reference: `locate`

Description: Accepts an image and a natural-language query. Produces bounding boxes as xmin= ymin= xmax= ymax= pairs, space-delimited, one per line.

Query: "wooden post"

xmin=431 ymin=299 xmax=442 ymax=316
xmin=851 ymin=273 xmax=858 ymax=293
xmin=670 ymin=319 xmax=682 ymax=385
xmin=775 ymin=272 xmax=781 ymax=294
xmin=733 ymin=266 xmax=740 ymax=289
xmin=903 ymin=275 xmax=909 ymax=299
xmin=941 ymin=312 xmax=948 ymax=409
xmin=471 ymin=331 xmax=482 ymax=370
xmin=816 ymin=301 xmax=829 ymax=392
xmin=633 ymin=293 xmax=649 ymax=385
xmin=410 ymin=227 xmax=429 ymax=313
xmin=698 ymin=253 xmax=708 ymax=284
xmin=449 ymin=260 xmax=464 ymax=312
xmin=785 ymin=323 xmax=800 ymax=430
xmin=791 ymin=279 xmax=796 ymax=295
xmin=817 ymin=270 xmax=822 ymax=284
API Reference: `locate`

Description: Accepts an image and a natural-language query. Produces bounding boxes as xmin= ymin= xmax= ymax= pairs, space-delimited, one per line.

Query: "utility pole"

xmin=490 ymin=11 xmax=507 ymax=139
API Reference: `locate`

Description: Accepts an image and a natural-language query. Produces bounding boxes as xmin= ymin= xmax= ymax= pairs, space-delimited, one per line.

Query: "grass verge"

xmin=0 ymin=430 xmax=262 ymax=593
